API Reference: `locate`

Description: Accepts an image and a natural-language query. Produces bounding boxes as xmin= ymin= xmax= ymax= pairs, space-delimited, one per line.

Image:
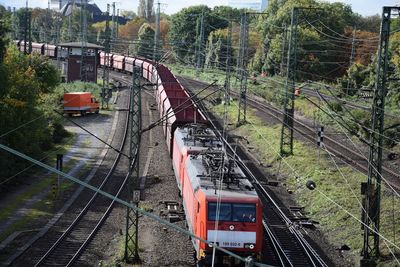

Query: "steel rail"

xmin=239 ymin=92 xmax=400 ymax=192
xmin=184 ymin=81 xmax=329 ymax=267
xmin=34 ymin=89 xmax=131 ymax=266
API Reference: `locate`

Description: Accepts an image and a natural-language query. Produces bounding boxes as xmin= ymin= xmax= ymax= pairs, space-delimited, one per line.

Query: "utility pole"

xmin=28 ymin=8 xmax=32 ymax=53
xmin=124 ymin=66 xmax=142 ymax=264
xmin=80 ymin=0 xmax=88 ymax=82
xmin=224 ymin=19 xmax=233 ymax=106
xmin=24 ymin=0 xmax=28 ymax=53
xmin=237 ymin=12 xmax=249 ymax=124
xmin=360 ymin=6 xmax=394 ymax=267
xmin=12 ymin=7 xmax=16 ymax=40
xmin=116 ymin=9 xmax=119 ymax=39
xmin=346 ymin=27 xmax=356 ymax=95
xmin=102 ymin=4 xmax=111 ymax=109
xmin=196 ymin=11 xmax=205 ymax=76
xmin=279 ymin=7 xmax=299 ymax=156
xmin=153 ymin=1 xmax=160 ymax=62
xmin=69 ymin=0 xmax=75 ymax=41
xmin=111 ymin=2 xmax=116 ymax=41
xmin=280 ymin=23 xmax=287 ymax=76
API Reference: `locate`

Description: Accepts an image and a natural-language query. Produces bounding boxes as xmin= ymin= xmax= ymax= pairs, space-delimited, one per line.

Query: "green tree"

xmin=0 ymin=46 xmax=61 ymax=185
xmin=135 ymin=23 xmax=154 ymax=58
xmin=169 ymin=5 xmax=229 ymax=63
xmin=255 ymin=0 xmax=359 ymax=80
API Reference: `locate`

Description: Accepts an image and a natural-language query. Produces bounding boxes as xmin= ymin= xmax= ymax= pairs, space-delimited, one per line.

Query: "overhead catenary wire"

xmin=0 ymin=143 xmax=273 ymax=267
xmin=224 ymin=100 xmax=400 ymax=253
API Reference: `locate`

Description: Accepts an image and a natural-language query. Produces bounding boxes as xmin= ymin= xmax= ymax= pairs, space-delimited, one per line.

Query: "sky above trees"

xmin=0 ymin=0 xmax=398 ymax=16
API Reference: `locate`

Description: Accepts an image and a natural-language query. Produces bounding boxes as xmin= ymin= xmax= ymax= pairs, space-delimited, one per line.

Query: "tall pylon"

xmin=279 ymin=7 xmax=299 ymax=156
xmin=24 ymin=0 xmax=28 ymax=53
xmin=196 ymin=10 xmax=205 ymax=76
xmin=280 ymin=23 xmax=287 ymax=76
xmin=346 ymin=27 xmax=356 ymax=95
xmin=360 ymin=6 xmax=396 ymax=267
xmin=124 ymin=66 xmax=142 ymax=264
xmin=102 ymin=4 xmax=111 ymax=109
xmin=79 ymin=0 xmax=88 ymax=82
xmin=111 ymin=2 xmax=116 ymax=41
xmin=224 ymin=19 xmax=233 ymax=106
xmin=153 ymin=1 xmax=161 ymax=62
xmin=237 ymin=12 xmax=249 ymax=125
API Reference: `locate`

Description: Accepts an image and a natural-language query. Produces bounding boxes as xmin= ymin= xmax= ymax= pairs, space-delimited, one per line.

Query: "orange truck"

xmin=63 ymin=92 xmax=100 ymax=116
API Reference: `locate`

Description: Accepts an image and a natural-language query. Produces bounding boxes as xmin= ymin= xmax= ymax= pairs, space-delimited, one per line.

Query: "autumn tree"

xmin=0 ymin=46 xmax=61 ymax=185
xmin=118 ymin=17 xmax=146 ymax=40
xmin=134 ymin=23 xmax=154 ymax=58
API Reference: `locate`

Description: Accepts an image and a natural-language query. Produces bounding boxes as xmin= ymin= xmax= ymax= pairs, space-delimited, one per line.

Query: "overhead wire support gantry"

xmin=360 ymin=6 xmax=398 ymax=267
xmin=236 ymin=11 xmax=267 ymax=125
xmin=153 ymin=1 xmax=161 ymax=62
xmin=279 ymin=6 xmax=321 ymax=157
xmin=79 ymin=0 xmax=88 ymax=82
xmin=237 ymin=11 xmax=249 ymax=125
xmin=279 ymin=7 xmax=299 ymax=156
xmin=124 ymin=66 xmax=142 ymax=264
xmin=102 ymin=4 xmax=111 ymax=109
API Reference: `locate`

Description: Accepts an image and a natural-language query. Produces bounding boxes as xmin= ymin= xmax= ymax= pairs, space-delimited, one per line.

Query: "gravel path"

xmin=0 ymin=95 xmax=117 ymax=266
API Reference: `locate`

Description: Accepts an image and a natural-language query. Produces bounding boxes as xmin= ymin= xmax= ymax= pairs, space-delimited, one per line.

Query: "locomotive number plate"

xmin=221 ymin=241 xmax=243 ymax=248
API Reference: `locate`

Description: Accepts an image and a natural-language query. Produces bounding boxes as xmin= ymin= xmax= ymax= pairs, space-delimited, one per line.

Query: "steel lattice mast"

xmin=79 ymin=0 xmax=88 ymax=82
xmin=237 ymin=12 xmax=249 ymax=125
xmin=279 ymin=7 xmax=298 ymax=156
xmin=360 ymin=6 xmax=396 ymax=267
xmin=124 ymin=66 xmax=142 ymax=264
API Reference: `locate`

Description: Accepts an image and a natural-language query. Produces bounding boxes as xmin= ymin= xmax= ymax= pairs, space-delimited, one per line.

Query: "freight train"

xmin=14 ymin=40 xmax=264 ymax=266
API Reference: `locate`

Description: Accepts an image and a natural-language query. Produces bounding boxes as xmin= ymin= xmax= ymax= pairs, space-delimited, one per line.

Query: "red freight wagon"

xmin=100 ymin=51 xmax=113 ymax=67
xmin=31 ymin=42 xmax=44 ymax=55
xmin=162 ymin=97 xmax=207 ymax=155
xmin=155 ymin=84 xmax=187 ymax=111
xmin=142 ymin=61 xmax=151 ymax=80
xmin=44 ymin=44 xmax=57 ymax=58
xmin=113 ymin=54 xmax=125 ymax=71
xmin=125 ymin=57 xmax=135 ymax=73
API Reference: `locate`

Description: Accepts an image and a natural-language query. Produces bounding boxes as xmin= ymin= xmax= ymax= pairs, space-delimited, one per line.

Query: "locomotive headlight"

xmin=244 ymin=243 xmax=255 ymax=249
xmin=208 ymin=242 xmax=219 ymax=247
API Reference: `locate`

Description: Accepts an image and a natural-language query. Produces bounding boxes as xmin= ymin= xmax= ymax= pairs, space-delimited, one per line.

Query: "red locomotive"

xmin=14 ymin=40 xmax=264 ymax=266
xmin=172 ymin=125 xmax=263 ymax=266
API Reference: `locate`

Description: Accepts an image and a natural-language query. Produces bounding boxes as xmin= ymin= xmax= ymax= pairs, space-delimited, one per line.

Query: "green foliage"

xmin=0 ymin=5 xmax=10 ymax=62
xmin=205 ymin=28 xmax=234 ymax=70
xmin=256 ymin=0 xmax=359 ymax=80
xmin=57 ymin=81 xmax=102 ymax=99
xmin=169 ymin=5 xmax=232 ymax=63
xmin=0 ymin=46 xmax=62 ymax=186
xmin=355 ymin=15 xmax=380 ymax=33
xmin=60 ymin=8 xmax=96 ymax=43
xmin=134 ymin=23 xmax=155 ymax=58
xmin=337 ymin=63 xmax=370 ymax=96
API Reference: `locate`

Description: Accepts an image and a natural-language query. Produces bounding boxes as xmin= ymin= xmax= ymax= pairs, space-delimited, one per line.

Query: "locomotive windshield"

xmin=208 ymin=203 xmax=256 ymax=223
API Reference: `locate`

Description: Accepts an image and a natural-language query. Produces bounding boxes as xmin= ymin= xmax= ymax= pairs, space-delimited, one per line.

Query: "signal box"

xmin=59 ymin=42 xmax=103 ymax=83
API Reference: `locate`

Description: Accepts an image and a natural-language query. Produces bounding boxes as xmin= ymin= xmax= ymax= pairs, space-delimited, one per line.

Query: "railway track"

xmin=177 ymin=76 xmax=400 ymax=194
xmin=243 ymin=92 xmax=400 ymax=194
xmin=179 ymin=77 xmax=331 ymax=266
xmin=11 ymin=88 xmax=132 ymax=266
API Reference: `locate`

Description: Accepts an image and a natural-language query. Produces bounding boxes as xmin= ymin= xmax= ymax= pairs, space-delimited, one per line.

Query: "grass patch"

xmin=209 ymin=101 xmax=400 ymax=265
xmin=170 ymin=63 xmax=400 ymax=264
xmin=0 ymin=134 xmax=95 ymax=244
